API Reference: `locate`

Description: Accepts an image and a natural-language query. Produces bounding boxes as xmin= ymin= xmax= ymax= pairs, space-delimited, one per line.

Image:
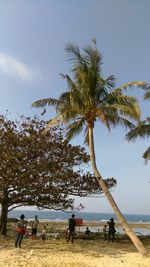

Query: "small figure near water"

xmin=15 ymin=214 xmax=27 ymax=248
xmin=31 ymin=215 xmax=39 ymax=240
xmin=107 ymin=218 xmax=116 ymax=242
xmin=85 ymin=227 xmax=92 ymax=236
xmin=66 ymin=214 xmax=76 ymax=243
xmin=41 ymin=225 xmax=47 ymax=241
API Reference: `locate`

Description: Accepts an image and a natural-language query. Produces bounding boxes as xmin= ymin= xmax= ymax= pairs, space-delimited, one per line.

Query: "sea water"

xmin=8 ymin=210 xmax=150 ymax=223
xmin=8 ymin=210 xmax=150 ymax=236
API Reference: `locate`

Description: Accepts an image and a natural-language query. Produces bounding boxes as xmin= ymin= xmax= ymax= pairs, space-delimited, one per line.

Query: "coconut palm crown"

xmin=33 ymin=42 xmax=149 ymax=142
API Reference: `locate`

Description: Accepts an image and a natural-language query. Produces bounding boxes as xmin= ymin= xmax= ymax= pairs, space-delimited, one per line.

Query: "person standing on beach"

xmin=15 ymin=214 xmax=27 ymax=248
xmin=31 ymin=215 xmax=39 ymax=240
xmin=67 ymin=214 xmax=76 ymax=243
xmin=107 ymin=218 xmax=116 ymax=242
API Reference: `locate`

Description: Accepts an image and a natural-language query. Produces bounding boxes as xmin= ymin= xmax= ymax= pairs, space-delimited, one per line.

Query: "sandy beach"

xmin=0 ymin=221 xmax=150 ymax=267
xmin=0 ymin=237 xmax=150 ymax=267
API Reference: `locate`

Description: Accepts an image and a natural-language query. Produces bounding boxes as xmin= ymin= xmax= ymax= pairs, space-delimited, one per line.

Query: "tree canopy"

xmin=0 ymin=115 xmax=116 ymax=235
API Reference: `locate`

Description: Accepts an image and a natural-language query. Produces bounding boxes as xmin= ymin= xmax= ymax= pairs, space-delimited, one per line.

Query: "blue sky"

xmin=0 ymin=0 xmax=149 ymax=214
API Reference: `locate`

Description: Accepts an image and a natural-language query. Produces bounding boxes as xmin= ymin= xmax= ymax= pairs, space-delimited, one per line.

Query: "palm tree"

xmin=126 ymin=92 xmax=150 ymax=161
xmin=33 ymin=42 xmax=150 ymax=255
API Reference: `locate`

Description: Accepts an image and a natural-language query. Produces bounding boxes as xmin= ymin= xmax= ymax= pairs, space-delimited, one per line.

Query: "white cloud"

xmin=0 ymin=53 xmax=38 ymax=81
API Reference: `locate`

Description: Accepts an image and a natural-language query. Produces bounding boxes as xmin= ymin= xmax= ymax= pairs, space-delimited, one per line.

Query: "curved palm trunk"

xmin=88 ymin=126 xmax=147 ymax=256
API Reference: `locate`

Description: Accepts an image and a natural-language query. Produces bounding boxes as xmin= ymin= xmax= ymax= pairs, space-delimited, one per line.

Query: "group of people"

xmin=15 ymin=214 xmax=46 ymax=248
xmin=66 ymin=214 xmax=116 ymax=244
xmin=15 ymin=213 xmax=116 ymax=248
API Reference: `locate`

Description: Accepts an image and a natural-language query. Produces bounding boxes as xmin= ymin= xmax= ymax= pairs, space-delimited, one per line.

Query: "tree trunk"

xmin=0 ymin=202 xmax=8 ymax=236
xmin=88 ymin=126 xmax=147 ymax=256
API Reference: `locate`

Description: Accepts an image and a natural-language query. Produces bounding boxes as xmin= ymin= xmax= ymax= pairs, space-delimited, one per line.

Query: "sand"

xmin=0 ymin=221 xmax=149 ymax=267
xmin=0 ymin=236 xmax=150 ymax=267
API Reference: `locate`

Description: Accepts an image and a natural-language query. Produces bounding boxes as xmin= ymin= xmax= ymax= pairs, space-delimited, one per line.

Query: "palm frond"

xmin=60 ymin=74 xmax=77 ymax=92
xmin=92 ymin=37 xmax=97 ymax=46
xmin=100 ymin=91 xmax=140 ymax=121
xmin=41 ymin=115 xmax=63 ymax=134
xmin=32 ymin=98 xmax=59 ymax=108
xmin=106 ymin=103 xmax=140 ymax=121
xmin=96 ymin=108 xmax=110 ymax=131
xmin=83 ymin=45 xmax=103 ymax=69
xmin=108 ymin=116 xmax=135 ymax=130
xmin=144 ymin=91 xmax=150 ymax=100
xmin=47 ymin=115 xmax=63 ymax=127
xmin=59 ymin=92 xmax=71 ymax=104
xmin=60 ymin=109 xmax=78 ymax=123
xmin=126 ymin=118 xmax=150 ymax=141
xmin=66 ymin=117 xmax=85 ymax=141
xmin=65 ymin=43 xmax=84 ymax=65
xmin=102 ymin=75 xmax=116 ymax=90
xmin=116 ymin=81 xmax=150 ymax=91
xmin=143 ymin=147 xmax=150 ymax=161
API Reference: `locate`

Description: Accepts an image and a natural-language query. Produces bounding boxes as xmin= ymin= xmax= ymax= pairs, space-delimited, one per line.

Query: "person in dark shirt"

xmin=67 ymin=214 xmax=76 ymax=243
xmin=107 ymin=217 xmax=116 ymax=242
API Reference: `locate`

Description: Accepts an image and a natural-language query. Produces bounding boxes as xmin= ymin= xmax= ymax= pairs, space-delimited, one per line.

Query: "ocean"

xmin=8 ymin=209 xmax=150 ymax=223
